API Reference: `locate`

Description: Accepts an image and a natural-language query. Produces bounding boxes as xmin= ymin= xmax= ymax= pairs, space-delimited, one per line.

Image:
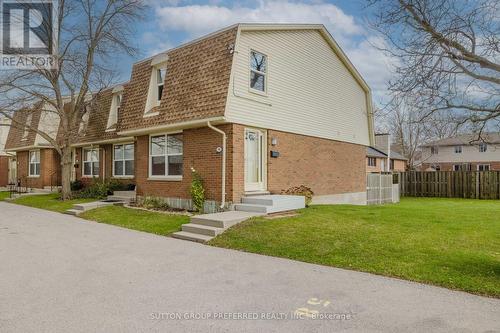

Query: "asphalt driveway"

xmin=0 ymin=202 xmax=498 ymax=333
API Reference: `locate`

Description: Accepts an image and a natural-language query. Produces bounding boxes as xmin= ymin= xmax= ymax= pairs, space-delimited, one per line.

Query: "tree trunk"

xmin=60 ymin=146 xmax=73 ymax=200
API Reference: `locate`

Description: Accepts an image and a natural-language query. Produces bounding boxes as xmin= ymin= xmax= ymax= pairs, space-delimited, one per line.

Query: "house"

xmin=420 ymin=133 xmax=500 ymax=171
xmin=4 ymin=104 xmax=62 ymax=189
xmin=366 ymin=133 xmax=407 ymax=172
xmin=4 ymin=23 xmax=375 ymax=208
xmin=0 ymin=117 xmax=14 ymax=187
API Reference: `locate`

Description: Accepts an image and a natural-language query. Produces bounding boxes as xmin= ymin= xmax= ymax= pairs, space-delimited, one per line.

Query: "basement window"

xmin=82 ymin=148 xmax=99 ymax=177
xmin=149 ymin=133 xmax=183 ymax=178
xmin=29 ymin=150 xmax=40 ymax=177
xmin=249 ymin=50 xmax=267 ymax=93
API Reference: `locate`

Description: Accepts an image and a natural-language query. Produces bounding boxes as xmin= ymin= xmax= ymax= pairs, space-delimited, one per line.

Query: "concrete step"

xmin=171 ymin=231 xmax=213 ymax=243
xmin=191 ymin=211 xmax=261 ymax=228
xmin=112 ymin=191 xmax=135 ymax=198
xmin=64 ymin=209 xmax=81 ymax=216
xmin=234 ymin=203 xmax=269 ymax=213
xmin=73 ymin=201 xmax=116 ymax=212
xmin=244 ymin=190 xmax=271 ymax=197
xmin=182 ymin=223 xmax=223 ymax=237
xmin=107 ymin=195 xmax=134 ymax=203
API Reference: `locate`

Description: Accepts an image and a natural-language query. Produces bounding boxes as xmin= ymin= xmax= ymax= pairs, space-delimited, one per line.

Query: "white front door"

xmin=8 ymin=157 xmax=17 ymax=184
xmin=244 ymin=128 xmax=266 ymax=192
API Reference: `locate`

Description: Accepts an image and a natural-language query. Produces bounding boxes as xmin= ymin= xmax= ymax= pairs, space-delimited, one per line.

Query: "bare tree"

xmin=0 ymin=0 xmax=144 ymax=199
xmin=368 ymin=0 xmax=500 ymax=133
xmin=386 ymin=94 xmax=461 ymax=169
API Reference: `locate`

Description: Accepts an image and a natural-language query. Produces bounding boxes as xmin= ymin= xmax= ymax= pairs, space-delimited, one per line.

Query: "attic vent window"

xmin=249 ymin=50 xmax=267 ymax=93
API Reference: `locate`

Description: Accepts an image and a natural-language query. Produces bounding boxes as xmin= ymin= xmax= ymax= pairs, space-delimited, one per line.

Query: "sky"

xmin=118 ymin=0 xmax=394 ymax=104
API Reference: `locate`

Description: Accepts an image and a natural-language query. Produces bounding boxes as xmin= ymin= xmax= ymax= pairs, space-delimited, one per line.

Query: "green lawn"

xmin=12 ymin=193 xmax=95 ymax=213
xmin=209 ymin=198 xmax=500 ymax=297
xmin=80 ymin=205 xmax=190 ymax=236
xmin=0 ymin=191 xmax=10 ymax=201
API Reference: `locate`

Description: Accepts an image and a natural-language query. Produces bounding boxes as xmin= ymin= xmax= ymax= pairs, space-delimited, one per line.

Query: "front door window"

xmin=244 ymin=128 xmax=266 ymax=191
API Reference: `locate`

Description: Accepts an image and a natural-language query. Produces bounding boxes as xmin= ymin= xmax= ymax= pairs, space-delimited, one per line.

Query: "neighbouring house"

xmin=366 ymin=133 xmax=407 ymax=172
xmin=5 ymin=24 xmax=375 ymax=208
xmin=420 ymin=133 xmax=500 ymax=171
xmin=4 ymin=104 xmax=62 ymax=190
xmin=0 ymin=117 xmax=14 ymax=187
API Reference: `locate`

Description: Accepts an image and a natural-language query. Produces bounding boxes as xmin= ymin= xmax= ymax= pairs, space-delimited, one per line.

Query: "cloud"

xmin=155 ymin=1 xmax=364 ymax=38
xmin=147 ymin=0 xmax=393 ymax=102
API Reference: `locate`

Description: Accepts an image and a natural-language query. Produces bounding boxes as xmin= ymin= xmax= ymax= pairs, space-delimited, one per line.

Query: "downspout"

xmin=207 ymin=121 xmax=226 ymax=209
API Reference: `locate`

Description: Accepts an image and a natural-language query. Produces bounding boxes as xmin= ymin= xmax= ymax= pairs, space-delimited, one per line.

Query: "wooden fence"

xmin=399 ymin=171 xmax=500 ymax=199
xmin=367 ymin=173 xmax=399 ymax=205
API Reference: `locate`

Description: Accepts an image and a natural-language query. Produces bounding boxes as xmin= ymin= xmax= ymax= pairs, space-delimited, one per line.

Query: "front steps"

xmin=172 ymin=195 xmax=305 ymax=243
xmin=64 ymin=190 xmax=135 ymax=215
xmin=172 ymin=211 xmax=262 ymax=243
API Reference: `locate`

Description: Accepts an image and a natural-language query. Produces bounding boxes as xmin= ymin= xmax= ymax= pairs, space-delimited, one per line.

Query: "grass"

xmin=12 ymin=193 xmax=95 ymax=213
xmin=0 ymin=191 xmax=10 ymax=201
xmin=209 ymin=198 xmax=500 ymax=297
xmin=80 ymin=205 xmax=190 ymax=236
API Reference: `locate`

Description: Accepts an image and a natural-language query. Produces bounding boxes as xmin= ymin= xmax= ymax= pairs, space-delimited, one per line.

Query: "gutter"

xmin=118 ymin=117 xmax=226 ymax=137
xmin=207 ymin=121 xmax=227 ymax=209
xmin=71 ymin=137 xmax=135 ymax=148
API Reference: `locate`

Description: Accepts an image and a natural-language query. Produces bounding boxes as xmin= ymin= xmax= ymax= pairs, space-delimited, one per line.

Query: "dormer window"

xmin=79 ymin=106 xmax=90 ymax=135
xmin=157 ymin=68 xmax=166 ymax=101
xmin=22 ymin=113 xmax=33 ymax=140
xmin=106 ymin=89 xmax=123 ymax=131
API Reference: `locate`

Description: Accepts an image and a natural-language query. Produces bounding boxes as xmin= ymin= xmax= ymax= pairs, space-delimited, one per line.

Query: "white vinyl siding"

xmin=29 ymin=150 xmax=40 ymax=177
xmin=423 ymin=144 xmax=500 ymax=164
xmin=225 ymin=29 xmax=370 ymax=146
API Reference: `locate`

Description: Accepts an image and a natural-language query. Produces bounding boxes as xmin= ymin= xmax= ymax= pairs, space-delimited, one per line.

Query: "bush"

xmin=281 ymin=185 xmax=314 ymax=207
xmin=190 ymin=168 xmax=205 ymax=212
xmin=73 ymin=179 xmax=132 ymax=199
xmin=70 ymin=180 xmax=84 ymax=191
xmin=141 ymin=196 xmax=169 ymax=210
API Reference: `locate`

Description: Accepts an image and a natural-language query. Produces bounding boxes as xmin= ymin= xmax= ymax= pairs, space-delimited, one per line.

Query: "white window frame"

xmin=22 ymin=113 xmax=33 ymax=141
xmin=453 ymin=164 xmax=460 ymax=171
xmin=113 ymin=143 xmax=134 ymax=178
xmin=148 ymin=132 xmax=183 ymax=181
xmin=144 ymin=66 xmax=167 ymax=116
xmin=106 ymin=92 xmax=123 ymax=131
xmin=367 ymin=157 xmax=376 ymax=167
xmin=28 ymin=150 xmax=40 ymax=177
xmin=249 ymin=49 xmax=268 ymax=95
xmin=477 ymin=164 xmax=490 ymax=171
xmin=454 ymin=145 xmax=462 ymax=154
xmin=82 ymin=147 xmax=100 ymax=178
xmin=479 ymin=143 xmax=488 ymax=153
xmin=430 ymin=146 xmax=438 ymax=155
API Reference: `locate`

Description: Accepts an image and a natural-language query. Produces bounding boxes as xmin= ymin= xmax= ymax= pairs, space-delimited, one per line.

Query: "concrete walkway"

xmin=0 ymin=202 xmax=498 ymax=333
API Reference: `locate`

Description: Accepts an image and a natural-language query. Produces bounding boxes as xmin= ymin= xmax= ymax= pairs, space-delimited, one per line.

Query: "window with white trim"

xmin=145 ymin=67 xmax=167 ymax=114
xmin=113 ymin=143 xmax=134 ymax=177
xmin=479 ymin=143 xmax=487 ymax=152
xmin=22 ymin=113 xmax=33 ymax=140
xmin=150 ymin=133 xmax=183 ymax=177
xmin=454 ymin=145 xmax=462 ymax=153
xmin=106 ymin=92 xmax=122 ymax=130
xmin=82 ymin=148 xmax=99 ymax=177
xmin=367 ymin=157 xmax=376 ymax=167
xmin=477 ymin=164 xmax=490 ymax=171
xmin=29 ymin=150 xmax=40 ymax=176
xmin=249 ymin=50 xmax=267 ymax=92
xmin=430 ymin=146 xmax=438 ymax=155
xmin=157 ymin=68 xmax=166 ymax=102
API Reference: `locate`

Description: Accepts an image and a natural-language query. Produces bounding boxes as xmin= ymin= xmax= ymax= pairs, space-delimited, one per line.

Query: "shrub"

xmin=142 ymin=196 xmax=169 ymax=210
xmin=70 ymin=180 xmax=84 ymax=191
xmin=190 ymin=168 xmax=205 ymax=212
xmin=281 ymin=185 xmax=314 ymax=207
xmin=73 ymin=179 xmax=131 ymax=199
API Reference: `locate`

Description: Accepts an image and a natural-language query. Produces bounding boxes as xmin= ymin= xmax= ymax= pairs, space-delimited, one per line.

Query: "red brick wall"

xmin=134 ymin=124 xmax=234 ymax=202
xmin=16 ymin=149 xmax=61 ymax=188
xmin=265 ymin=129 xmax=366 ymax=196
xmin=0 ymin=156 xmax=9 ymax=186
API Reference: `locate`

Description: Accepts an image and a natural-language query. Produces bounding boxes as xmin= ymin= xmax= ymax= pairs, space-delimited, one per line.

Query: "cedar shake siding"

xmin=118 ymin=27 xmax=238 ymax=132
